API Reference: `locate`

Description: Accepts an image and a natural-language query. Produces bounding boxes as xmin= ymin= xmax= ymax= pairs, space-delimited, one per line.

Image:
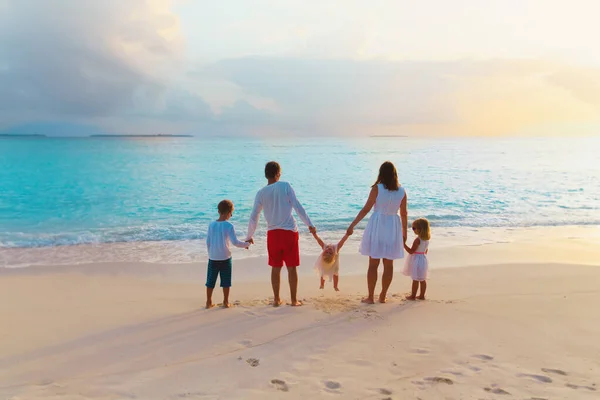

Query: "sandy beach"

xmin=1 ymin=232 xmax=599 ymax=400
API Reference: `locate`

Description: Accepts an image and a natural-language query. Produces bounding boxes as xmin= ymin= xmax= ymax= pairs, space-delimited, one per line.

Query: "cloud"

xmin=1 ymin=1 xmax=599 ymax=137
xmin=0 ymin=0 xmax=183 ymax=126
xmin=200 ymin=57 xmax=600 ymax=136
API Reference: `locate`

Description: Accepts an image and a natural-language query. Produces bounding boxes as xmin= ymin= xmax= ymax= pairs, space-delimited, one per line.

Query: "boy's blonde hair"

xmin=413 ymin=218 xmax=431 ymax=240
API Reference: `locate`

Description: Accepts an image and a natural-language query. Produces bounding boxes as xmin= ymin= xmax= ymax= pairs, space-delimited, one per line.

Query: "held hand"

xmin=346 ymin=226 xmax=354 ymax=236
xmin=309 ymin=226 xmax=317 ymax=234
xmin=246 ymin=238 xmax=254 ymax=245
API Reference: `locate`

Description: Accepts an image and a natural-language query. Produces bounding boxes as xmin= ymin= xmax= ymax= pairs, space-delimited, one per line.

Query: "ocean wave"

xmin=0 ymin=224 xmax=207 ymax=248
xmin=2 ymin=218 xmax=600 ymax=249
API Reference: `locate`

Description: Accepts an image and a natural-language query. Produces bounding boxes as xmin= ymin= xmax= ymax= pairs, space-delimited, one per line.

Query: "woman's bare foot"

xmin=417 ymin=296 xmax=426 ymax=300
xmin=361 ymin=297 xmax=375 ymax=304
xmin=405 ymin=295 xmax=417 ymax=301
xmin=272 ymin=298 xmax=284 ymax=307
xmin=378 ymin=295 xmax=387 ymax=303
xmin=319 ymin=285 xmax=324 ymax=289
xmin=334 ymin=287 xmax=340 ymax=292
xmin=206 ymin=302 xmax=215 ymax=309
xmin=290 ymin=300 xmax=303 ymax=307
xmin=222 ymin=302 xmax=232 ymax=308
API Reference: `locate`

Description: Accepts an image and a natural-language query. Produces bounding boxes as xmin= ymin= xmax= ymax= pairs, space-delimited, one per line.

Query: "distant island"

xmin=90 ymin=134 xmax=193 ymax=138
xmin=0 ymin=133 xmax=47 ymax=137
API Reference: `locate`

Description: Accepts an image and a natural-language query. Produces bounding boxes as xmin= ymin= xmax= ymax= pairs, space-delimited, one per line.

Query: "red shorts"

xmin=267 ymin=229 xmax=300 ymax=268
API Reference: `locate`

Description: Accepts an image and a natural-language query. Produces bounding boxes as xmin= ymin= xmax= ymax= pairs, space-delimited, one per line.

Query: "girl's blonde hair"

xmin=413 ymin=218 xmax=431 ymax=240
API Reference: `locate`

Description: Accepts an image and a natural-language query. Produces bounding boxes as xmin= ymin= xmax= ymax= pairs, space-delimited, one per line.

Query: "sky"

xmin=1 ymin=0 xmax=599 ymax=137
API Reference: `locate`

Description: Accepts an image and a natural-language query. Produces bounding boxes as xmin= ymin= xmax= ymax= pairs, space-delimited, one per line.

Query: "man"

xmin=246 ymin=161 xmax=316 ymax=307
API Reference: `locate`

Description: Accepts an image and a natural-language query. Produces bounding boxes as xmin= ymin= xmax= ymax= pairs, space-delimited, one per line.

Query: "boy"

xmin=206 ymin=200 xmax=250 ymax=308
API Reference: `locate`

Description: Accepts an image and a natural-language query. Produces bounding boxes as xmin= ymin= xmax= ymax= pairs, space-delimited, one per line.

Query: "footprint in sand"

xmin=410 ymin=348 xmax=430 ymax=355
xmin=518 ymin=373 xmax=552 ymax=383
xmin=472 ymin=354 xmax=494 ymax=361
xmin=541 ymin=368 xmax=567 ymax=376
xmin=566 ymin=383 xmax=597 ymax=391
xmin=378 ymin=388 xmax=393 ymax=395
xmin=324 ymin=380 xmax=342 ymax=391
xmin=246 ymin=358 xmax=260 ymax=367
xmin=424 ymin=377 xmax=454 ymax=385
xmin=484 ymin=387 xmax=511 ymax=395
xmin=239 ymin=339 xmax=253 ymax=348
xmin=271 ymin=379 xmax=289 ymax=392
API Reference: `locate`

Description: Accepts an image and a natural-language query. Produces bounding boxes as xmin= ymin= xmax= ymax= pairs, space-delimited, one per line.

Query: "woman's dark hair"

xmin=265 ymin=161 xmax=281 ymax=179
xmin=373 ymin=161 xmax=400 ymax=191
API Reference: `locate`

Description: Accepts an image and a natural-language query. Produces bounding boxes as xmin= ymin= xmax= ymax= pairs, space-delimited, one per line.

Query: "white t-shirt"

xmin=246 ymin=181 xmax=313 ymax=239
xmin=206 ymin=221 xmax=248 ymax=261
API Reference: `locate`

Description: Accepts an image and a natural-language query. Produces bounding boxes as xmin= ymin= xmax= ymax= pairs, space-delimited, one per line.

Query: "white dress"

xmin=314 ymin=245 xmax=340 ymax=281
xmin=403 ymin=239 xmax=429 ymax=281
xmin=359 ymin=183 xmax=406 ymax=260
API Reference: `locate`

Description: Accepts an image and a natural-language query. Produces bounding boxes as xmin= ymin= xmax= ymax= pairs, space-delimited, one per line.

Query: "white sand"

xmin=1 ymin=235 xmax=599 ymax=399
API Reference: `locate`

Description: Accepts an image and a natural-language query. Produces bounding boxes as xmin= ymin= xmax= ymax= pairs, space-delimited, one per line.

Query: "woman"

xmin=347 ymin=161 xmax=407 ymax=304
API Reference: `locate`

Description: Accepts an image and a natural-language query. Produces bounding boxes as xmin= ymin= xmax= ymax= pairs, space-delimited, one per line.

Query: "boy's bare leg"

xmin=417 ymin=281 xmax=427 ymax=300
xmin=406 ymin=280 xmax=418 ymax=300
xmin=288 ymin=266 xmax=302 ymax=306
xmin=362 ymin=257 xmax=380 ymax=303
xmin=320 ymin=277 xmax=325 ymax=289
xmin=271 ymin=267 xmax=283 ymax=306
xmin=333 ymin=275 xmax=339 ymax=291
xmin=222 ymin=287 xmax=231 ymax=308
xmin=206 ymin=287 xmax=215 ymax=308
xmin=379 ymin=259 xmax=394 ymax=303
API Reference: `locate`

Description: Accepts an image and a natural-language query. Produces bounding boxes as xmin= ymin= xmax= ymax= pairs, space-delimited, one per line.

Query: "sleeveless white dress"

xmin=359 ymin=183 xmax=406 ymax=260
xmin=403 ymin=239 xmax=429 ymax=281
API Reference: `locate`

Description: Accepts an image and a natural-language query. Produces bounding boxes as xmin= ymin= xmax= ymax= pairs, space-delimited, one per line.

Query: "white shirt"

xmin=247 ymin=181 xmax=313 ymax=239
xmin=206 ymin=221 xmax=248 ymax=261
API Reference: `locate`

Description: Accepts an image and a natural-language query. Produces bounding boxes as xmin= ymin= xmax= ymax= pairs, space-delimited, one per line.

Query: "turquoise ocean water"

xmin=1 ymin=136 xmax=599 ymax=267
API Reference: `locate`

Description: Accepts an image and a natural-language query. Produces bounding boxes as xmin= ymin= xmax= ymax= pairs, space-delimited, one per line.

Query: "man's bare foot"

xmin=222 ymin=302 xmax=232 ymax=308
xmin=417 ymin=296 xmax=426 ymax=300
xmin=334 ymin=287 xmax=340 ymax=292
xmin=290 ymin=300 xmax=303 ymax=307
xmin=319 ymin=286 xmax=324 ymax=289
xmin=272 ymin=299 xmax=284 ymax=307
xmin=379 ymin=295 xmax=387 ymax=303
xmin=405 ymin=295 xmax=417 ymax=301
xmin=206 ymin=302 xmax=215 ymax=309
xmin=361 ymin=297 xmax=375 ymax=304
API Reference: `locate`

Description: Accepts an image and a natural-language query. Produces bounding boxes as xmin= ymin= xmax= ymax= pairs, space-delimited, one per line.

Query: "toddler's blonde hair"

xmin=321 ymin=245 xmax=337 ymax=264
xmin=413 ymin=218 xmax=431 ymax=240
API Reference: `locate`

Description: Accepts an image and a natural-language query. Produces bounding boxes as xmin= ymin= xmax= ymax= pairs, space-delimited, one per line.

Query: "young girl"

xmin=311 ymin=231 xmax=350 ymax=291
xmin=403 ymin=218 xmax=430 ymax=300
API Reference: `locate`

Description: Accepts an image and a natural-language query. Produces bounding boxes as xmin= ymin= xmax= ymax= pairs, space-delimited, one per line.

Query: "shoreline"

xmin=2 ymin=224 xmax=600 ymax=269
